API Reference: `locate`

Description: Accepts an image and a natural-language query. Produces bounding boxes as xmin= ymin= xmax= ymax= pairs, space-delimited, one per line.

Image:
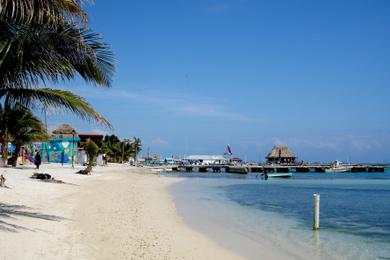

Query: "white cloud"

xmin=81 ymin=88 xmax=258 ymax=123
xmin=346 ymin=135 xmax=381 ymax=151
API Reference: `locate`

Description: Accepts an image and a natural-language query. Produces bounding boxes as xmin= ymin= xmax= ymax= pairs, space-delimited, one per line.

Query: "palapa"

xmin=51 ymin=124 xmax=78 ymax=138
xmin=266 ymin=146 xmax=296 ymax=164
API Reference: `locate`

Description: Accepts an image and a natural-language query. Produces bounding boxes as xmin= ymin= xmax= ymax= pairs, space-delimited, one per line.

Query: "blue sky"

xmin=43 ymin=0 xmax=390 ymax=162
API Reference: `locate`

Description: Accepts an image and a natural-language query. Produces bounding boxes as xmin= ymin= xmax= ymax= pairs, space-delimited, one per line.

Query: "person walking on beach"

xmin=61 ymin=150 xmax=65 ymax=166
xmin=35 ymin=151 xmax=41 ymax=169
xmin=102 ymin=154 xmax=106 ymax=166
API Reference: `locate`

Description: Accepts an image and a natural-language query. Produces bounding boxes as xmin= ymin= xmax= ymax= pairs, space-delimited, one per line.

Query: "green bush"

xmin=85 ymin=140 xmax=98 ymax=171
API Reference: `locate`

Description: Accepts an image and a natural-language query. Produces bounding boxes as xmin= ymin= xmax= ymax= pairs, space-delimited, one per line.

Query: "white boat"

xmin=265 ymin=172 xmax=292 ymax=178
xmin=150 ymin=168 xmax=164 ymax=173
xmin=325 ymin=161 xmax=352 ymax=173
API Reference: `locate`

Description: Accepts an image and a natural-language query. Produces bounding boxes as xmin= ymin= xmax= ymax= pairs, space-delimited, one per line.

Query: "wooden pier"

xmin=161 ymin=163 xmax=388 ymax=174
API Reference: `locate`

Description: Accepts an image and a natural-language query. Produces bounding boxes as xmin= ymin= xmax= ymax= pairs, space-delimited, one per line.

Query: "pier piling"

xmin=313 ymin=194 xmax=320 ymax=230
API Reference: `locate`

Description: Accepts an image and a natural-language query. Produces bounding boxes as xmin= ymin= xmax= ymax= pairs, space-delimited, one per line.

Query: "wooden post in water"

xmin=313 ymin=194 xmax=320 ymax=230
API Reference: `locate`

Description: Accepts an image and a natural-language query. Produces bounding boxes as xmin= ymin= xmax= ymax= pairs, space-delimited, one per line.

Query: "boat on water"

xmin=265 ymin=172 xmax=292 ymax=178
xmin=226 ymin=166 xmax=249 ymax=174
xmin=325 ymin=160 xmax=352 ymax=173
xmin=150 ymin=168 xmax=164 ymax=173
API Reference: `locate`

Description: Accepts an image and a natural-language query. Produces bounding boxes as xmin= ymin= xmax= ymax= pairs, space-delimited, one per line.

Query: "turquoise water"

xmin=169 ymin=169 xmax=390 ymax=259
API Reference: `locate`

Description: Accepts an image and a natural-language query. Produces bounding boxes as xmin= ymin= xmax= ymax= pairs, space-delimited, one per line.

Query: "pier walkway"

xmin=158 ymin=164 xmax=388 ymax=174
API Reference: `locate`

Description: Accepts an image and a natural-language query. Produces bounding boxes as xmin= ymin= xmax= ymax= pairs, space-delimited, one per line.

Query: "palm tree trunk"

xmin=12 ymin=144 xmax=21 ymax=167
xmin=1 ymin=134 xmax=8 ymax=166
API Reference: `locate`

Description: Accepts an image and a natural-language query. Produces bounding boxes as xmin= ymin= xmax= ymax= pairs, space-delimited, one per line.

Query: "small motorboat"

xmin=264 ymin=172 xmax=292 ymax=178
xmin=150 ymin=168 xmax=164 ymax=173
xmin=325 ymin=160 xmax=352 ymax=173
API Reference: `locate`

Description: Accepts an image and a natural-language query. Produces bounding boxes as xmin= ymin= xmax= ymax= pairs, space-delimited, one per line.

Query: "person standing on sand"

xmin=35 ymin=151 xmax=41 ymax=169
xmin=61 ymin=150 xmax=65 ymax=166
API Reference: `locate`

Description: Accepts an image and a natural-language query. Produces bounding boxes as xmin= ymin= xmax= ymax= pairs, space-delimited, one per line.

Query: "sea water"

xmin=168 ymin=169 xmax=390 ymax=259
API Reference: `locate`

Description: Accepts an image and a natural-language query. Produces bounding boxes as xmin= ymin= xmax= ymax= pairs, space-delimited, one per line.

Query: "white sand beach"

xmin=0 ymin=164 xmax=243 ymax=260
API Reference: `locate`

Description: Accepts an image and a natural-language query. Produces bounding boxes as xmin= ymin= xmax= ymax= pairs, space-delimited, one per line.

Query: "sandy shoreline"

xmin=0 ymin=164 xmax=242 ymax=260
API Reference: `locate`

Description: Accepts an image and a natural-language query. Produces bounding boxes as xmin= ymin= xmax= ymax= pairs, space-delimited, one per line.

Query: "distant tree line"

xmin=85 ymin=135 xmax=142 ymax=163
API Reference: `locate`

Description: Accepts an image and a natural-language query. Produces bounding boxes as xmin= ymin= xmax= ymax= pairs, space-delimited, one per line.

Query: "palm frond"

xmin=0 ymin=0 xmax=87 ymax=25
xmin=0 ymin=88 xmax=112 ymax=128
xmin=0 ymin=24 xmax=115 ymax=88
xmin=7 ymin=107 xmax=49 ymax=143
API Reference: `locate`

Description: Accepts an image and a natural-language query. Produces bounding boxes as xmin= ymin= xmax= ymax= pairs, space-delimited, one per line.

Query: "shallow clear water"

xmin=168 ymin=169 xmax=390 ymax=259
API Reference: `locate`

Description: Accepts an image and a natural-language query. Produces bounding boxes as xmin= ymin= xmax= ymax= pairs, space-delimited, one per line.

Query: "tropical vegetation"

xmin=0 ymin=0 xmax=115 ymax=165
xmin=76 ymin=135 xmax=141 ymax=174
xmin=82 ymin=139 xmax=98 ymax=174
xmin=96 ymin=135 xmax=142 ymax=163
xmin=0 ymin=104 xmax=49 ymax=166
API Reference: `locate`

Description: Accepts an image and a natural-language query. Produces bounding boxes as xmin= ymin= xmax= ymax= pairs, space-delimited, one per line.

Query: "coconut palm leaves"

xmin=0 ymin=0 xmax=115 ymax=163
xmin=83 ymin=139 xmax=98 ymax=174
xmin=0 ymin=88 xmax=111 ymax=126
xmin=0 ymin=24 xmax=114 ymax=126
xmin=8 ymin=107 xmax=48 ymax=143
xmin=0 ymin=24 xmax=114 ymax=88
xmin=0 ymin=0 xmax=115 ymax=110
xmin=131 ymin=137 xmax=142 ymax=160
xmin=0 ymin=101 xmax=49 ymax=161
xmin=0 ymin=0 xmax=99 ymax=84
xmin=96 ymin=135 xmax=142 ymax=163
xmin=0 ymin=0 xmax=116 ymax=165
xmin=0 ymin=0 xmax=86 ymax=25
xmin=4 ymin=106 xmax=49 ymax=166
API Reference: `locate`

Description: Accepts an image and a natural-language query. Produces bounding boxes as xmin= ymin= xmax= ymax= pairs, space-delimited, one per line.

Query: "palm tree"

xmin=0 ymin=0 xmax=115 ymax=163
xmin=97 ymin=135 xmax=142 ymax=163
xmin=83 ymin=139 xmax=98 ymax=174
xmin=131 ymin=137 xmax=142 ymax=162
xmin=0 ymin=103 xmax=49 ymax=166
xmin=101 ymin=135 xmax=121 ymax=162
xmin=4 ymin=106 xmax=49 ymax=166
xmin=0 ymin=88 xmax=112 ymax=160
xmin=121 ymin=138 xmax=132 ymax=163
xmin=97 ymin=140 xmax=112 ymax=156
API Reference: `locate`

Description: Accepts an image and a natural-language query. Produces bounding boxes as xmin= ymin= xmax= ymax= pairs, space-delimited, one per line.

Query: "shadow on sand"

xmin=0 ymin=203 xmax=65 ymax=233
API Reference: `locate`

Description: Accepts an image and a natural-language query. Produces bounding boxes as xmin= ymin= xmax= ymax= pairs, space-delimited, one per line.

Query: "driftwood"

xmin=76 ymin=166 xmax=92 ymax=175
xmin=31 ymin=173 xmax=52 ymax=180
xmin=30 ymin=173 xmax=67 ymax=184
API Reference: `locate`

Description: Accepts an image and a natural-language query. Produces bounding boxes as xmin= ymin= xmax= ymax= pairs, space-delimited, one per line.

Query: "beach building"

xmin=46 ymin=124 xmax=80 ymax=164
xmin=184 ymin=155 xmax=228 ymax=165
xmin=164 ymin=157 xmax=182 ymax=165
xmin=266 ymin=146 xmax=296 ymax=164
xmin=24 ymin=124 xmax=80 ymax=164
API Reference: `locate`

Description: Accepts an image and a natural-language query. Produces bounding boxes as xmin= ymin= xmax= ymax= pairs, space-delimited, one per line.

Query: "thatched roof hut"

xmin=51 ymin=124 xmax=78 ymax=138
xmin=266 ymin=146 xmax=296 ymax=164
